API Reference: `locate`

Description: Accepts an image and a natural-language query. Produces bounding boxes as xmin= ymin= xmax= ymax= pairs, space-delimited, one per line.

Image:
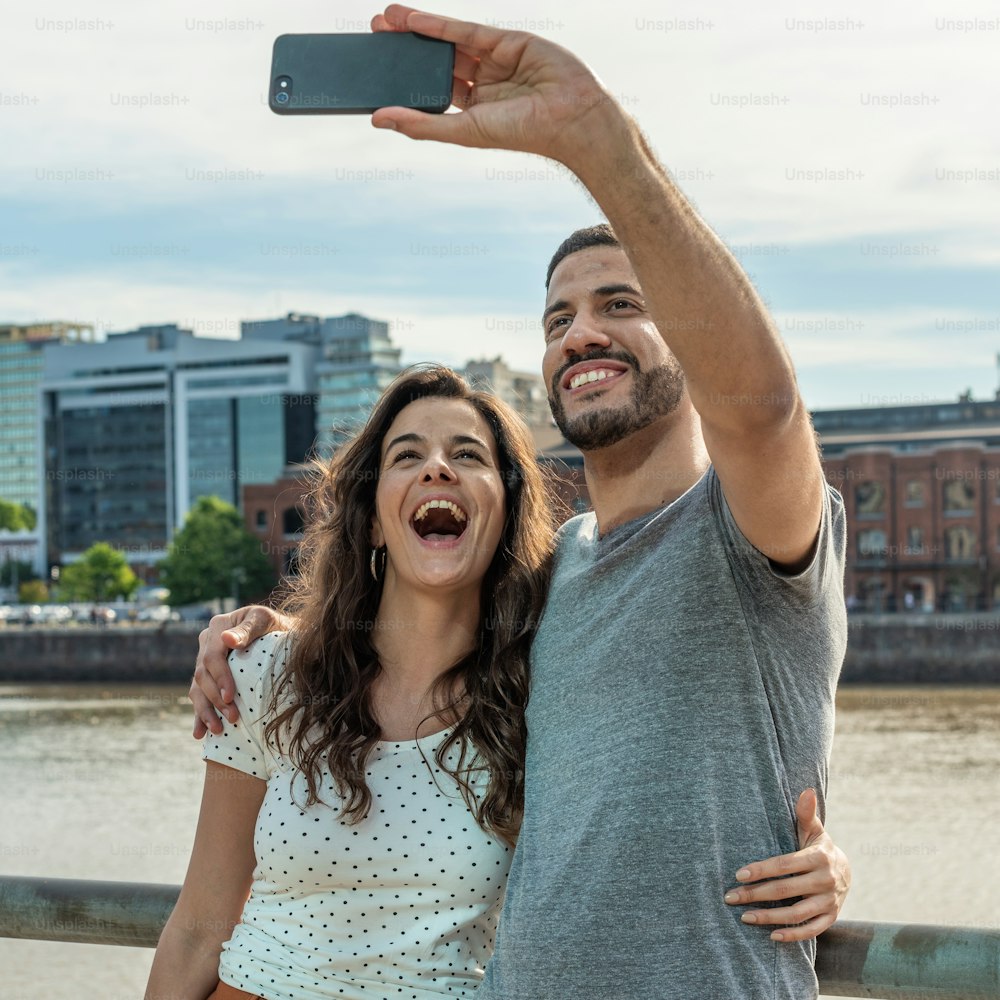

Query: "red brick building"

xmin=243 ymin=395 xmax=1000 ymax=613
xmin=824 ymin=443 xmax=1000 ymax=611
xmin=243 ymin=475 xmax=310 ymax=582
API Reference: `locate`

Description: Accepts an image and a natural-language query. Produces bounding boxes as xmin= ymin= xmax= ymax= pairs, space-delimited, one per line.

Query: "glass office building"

xmin=0 ymin=323 xmax=94 ymax=514
xmin=242 ymin=312 xmax=403 ymax=454
xmin=50 ymin=401 xmax=168 ymax=553
xmin=42 ymin=325 xmax=318 ymax=570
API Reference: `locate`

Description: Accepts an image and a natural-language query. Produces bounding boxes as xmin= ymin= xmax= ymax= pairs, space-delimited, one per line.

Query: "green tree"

xmin=160 ymin=496 xmax=276 ymax=607
xmin=0 ymin=499 xmax=36 ymax=531
xmin=19 ymin=579 xmax=49 ymax=603
xmin=58 ymin=543 xmax=140 ymax=602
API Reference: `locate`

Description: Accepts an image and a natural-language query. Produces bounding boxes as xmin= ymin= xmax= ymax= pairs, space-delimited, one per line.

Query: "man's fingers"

xmin=221 ymin=607 xmax=280 ymax=651
xmin=372 ymin=106 xmax=483 ymax=146
xmin=387 ymin=6 xmax=506 ymax=53
xmin=191 ymin=659 xmax=237 ymax=719
xmin=188 ymin=681 xmax=226 ymax=737
xmin=770 ymin=912 xmax=835 ymax=942
xmin=453 ymin=49 xmax=480 ymax=83
xmin=221 ymin=624 xmax=253 ymax=651
xmin=796 ymin=787 xmax=822 ymax=848
xmin=725 ymin=871 xmax=830 ymax=906
xmin=741 ymin=896 xmax=837 ymax=935
xmin=380 ymin=4 xmax=419 ymax=30
xmin=734 ymin=844 xmax=820 ymax=883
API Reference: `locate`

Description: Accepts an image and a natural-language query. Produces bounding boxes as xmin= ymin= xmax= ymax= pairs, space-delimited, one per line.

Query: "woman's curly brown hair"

xmin=264 ymin=364 xmax=557 ymax=846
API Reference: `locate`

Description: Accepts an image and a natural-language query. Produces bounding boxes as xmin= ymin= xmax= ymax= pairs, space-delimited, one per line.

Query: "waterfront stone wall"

xmin=841 ymin=613 xmax=999 ymax=683
xmin=0 ymin=615 xmax=997 ymax=684
xmin=0 ymin=625 xmax=200 ymax=683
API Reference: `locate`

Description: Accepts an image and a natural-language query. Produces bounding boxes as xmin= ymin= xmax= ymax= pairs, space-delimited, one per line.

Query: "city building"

xmin=1 ymin=322 xmax=95 ymax=575
xmin=41 ymin=324 xmax=317 ymax=577
xmin=243 ymin=474 xmax=309 ymax=581
xmin=464 ymin=356 xmax=552 ymax=430
xmin=816 ymin=393 xmax=1000 ymax=612
xmin=0 ymin=322 xmax=94 ymax=513
xmin=242 ymin=312 xmax=402 ymax=454
xmin=535 ymin=390 xmax=1000 ymax=612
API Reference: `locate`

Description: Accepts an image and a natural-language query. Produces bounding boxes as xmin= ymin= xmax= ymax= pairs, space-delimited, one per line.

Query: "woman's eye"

xmin=456 ymin=450 xmax=483 ymax=462
xmin=391 ymin=450 xmax=419 ymax=462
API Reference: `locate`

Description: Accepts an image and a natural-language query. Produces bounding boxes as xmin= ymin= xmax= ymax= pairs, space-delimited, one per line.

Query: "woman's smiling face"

xmin=372 ymin=396 xmax=507 ymax=598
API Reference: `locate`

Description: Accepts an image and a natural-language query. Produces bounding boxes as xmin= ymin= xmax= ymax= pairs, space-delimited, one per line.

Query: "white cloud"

xmin=3 ymin=0 xmax=999 ymax=395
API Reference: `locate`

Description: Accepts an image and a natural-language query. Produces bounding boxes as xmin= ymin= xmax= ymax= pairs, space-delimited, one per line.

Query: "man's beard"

xmin=548 ymin=350 xmax=685 ymax=451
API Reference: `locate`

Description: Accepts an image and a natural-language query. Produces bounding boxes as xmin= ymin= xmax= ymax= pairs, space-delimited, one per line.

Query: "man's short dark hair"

xmin=545 ymin=223 xmax=620 ymax=289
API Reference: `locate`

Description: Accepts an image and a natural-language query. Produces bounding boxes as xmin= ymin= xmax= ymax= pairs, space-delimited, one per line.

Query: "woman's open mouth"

xmin=411 ymin=499 xmax=469 ymax=545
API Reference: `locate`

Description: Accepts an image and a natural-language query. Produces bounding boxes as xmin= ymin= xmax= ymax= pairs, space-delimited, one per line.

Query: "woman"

xmin=147 ymin=365 xmax=555 ymax=999
xmin=154 ymin=365 xmax=847 ymax=1000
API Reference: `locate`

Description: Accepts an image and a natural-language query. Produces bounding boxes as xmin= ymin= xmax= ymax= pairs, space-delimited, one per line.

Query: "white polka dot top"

xmin=202 ymin=632 xmax=512 ymax=1000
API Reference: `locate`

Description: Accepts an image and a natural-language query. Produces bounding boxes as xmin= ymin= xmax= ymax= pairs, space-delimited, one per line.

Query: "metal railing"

xmin=1 ymin=876 xmax=998 ymax=998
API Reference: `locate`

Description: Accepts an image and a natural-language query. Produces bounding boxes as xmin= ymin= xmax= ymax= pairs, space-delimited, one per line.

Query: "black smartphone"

xmin=269 ymin=32 xmax=455 ymax=115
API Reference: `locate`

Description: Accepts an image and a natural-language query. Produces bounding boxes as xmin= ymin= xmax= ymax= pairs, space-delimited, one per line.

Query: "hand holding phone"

xmin=269 ymin=32 xmax=455 ymax=115
xmin=367 ymin=7 xmax=615 ymax=167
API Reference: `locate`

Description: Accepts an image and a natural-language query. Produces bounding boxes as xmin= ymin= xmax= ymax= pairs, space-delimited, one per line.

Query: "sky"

xmin=1 ymin=0 xmax=998 ymax=409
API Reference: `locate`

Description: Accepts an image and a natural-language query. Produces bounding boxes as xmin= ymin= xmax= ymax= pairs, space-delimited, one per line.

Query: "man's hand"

xmin=370 ymin=5 xmax=622 ymax=166
xmin=190 ymin=606 xmax=293 ymax=738
xmin=723 ymin=789 xmax=851 ymax=941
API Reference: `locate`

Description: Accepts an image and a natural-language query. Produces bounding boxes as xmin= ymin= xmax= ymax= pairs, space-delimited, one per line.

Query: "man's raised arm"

xmin=371 ymin=5 xmax=824 ymax=568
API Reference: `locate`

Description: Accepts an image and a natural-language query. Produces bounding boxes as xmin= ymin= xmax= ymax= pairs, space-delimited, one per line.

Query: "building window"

xmin=855 ymin=481 xmax=886 ymax=518
xmin=857 ymin=528 xmax=888 ymax=558
xmin=906 ymin=526 xmax=924 ymax=554
xmin=857 ymin=577 xmax=888 ymax=612
xmin=283 ymin=506 xmax=305 ymax=536
xmin=944 ymin=525 xmax=976 ymax=560
xmin=942 ymin=478 xmax=975 ymax=514
xmin=904 ymin=480 xmax=925 ymax=507
xmin=256 ymin=510 xmax=267 ymax=529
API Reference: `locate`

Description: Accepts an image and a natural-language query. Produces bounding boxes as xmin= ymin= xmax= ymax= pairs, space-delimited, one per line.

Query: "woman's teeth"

xmin=413 ymin=499 xmax=467 ymax=523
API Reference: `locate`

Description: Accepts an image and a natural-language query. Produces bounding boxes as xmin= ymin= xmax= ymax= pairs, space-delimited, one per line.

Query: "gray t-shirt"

xmin=480 ymin=467 xmax=847 ymax=999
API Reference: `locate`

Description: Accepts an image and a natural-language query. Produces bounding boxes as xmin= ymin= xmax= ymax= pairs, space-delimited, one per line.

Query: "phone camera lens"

xmin=273 ymin=75 xmax=293 ymax=107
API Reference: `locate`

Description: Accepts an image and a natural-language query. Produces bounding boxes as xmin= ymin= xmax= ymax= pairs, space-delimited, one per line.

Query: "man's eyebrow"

xmin=594 ymin=282 xmax=643 ymax=300
xmin=542 ymin=298 xmax=568 ymax=323
xmin=542 ymin=283 xmax=644 ymax=323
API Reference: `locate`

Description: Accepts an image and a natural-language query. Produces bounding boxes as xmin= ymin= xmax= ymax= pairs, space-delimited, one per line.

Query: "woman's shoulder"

xmin=227 ymin=630 xmax=292 ymax=704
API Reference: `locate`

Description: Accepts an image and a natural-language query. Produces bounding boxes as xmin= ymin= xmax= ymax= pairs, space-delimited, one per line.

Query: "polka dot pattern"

xmin=202 ymin=632 xmax=511 ymax=1000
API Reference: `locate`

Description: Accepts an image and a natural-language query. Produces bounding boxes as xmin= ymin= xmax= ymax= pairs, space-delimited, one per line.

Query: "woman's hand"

xmin=723 ymin=788 xmax=851 ymax=941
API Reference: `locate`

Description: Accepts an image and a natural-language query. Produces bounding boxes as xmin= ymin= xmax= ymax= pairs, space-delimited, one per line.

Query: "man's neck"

xmin=582 ymin=400 xmax=711 ymax=536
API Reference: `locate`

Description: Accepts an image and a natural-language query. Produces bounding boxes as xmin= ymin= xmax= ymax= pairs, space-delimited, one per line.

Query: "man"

xmin=192 ymin=8 xmax=849 ymax=997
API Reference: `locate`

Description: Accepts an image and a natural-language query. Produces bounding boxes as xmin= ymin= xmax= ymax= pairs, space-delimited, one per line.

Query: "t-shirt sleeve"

xmin=201 ymin=631 xmax=289 ymax=779
xmin=706 ymin=465 xmax=847 ymax=611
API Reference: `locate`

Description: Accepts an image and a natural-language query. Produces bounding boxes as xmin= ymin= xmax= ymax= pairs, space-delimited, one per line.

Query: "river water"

xmin=0 ymin=684 xmax=998 ymax=1000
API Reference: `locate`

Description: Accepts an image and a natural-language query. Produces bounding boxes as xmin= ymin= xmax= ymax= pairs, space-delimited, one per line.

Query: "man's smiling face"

xmin=542 ymin=245 xmax=685 ymax=451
